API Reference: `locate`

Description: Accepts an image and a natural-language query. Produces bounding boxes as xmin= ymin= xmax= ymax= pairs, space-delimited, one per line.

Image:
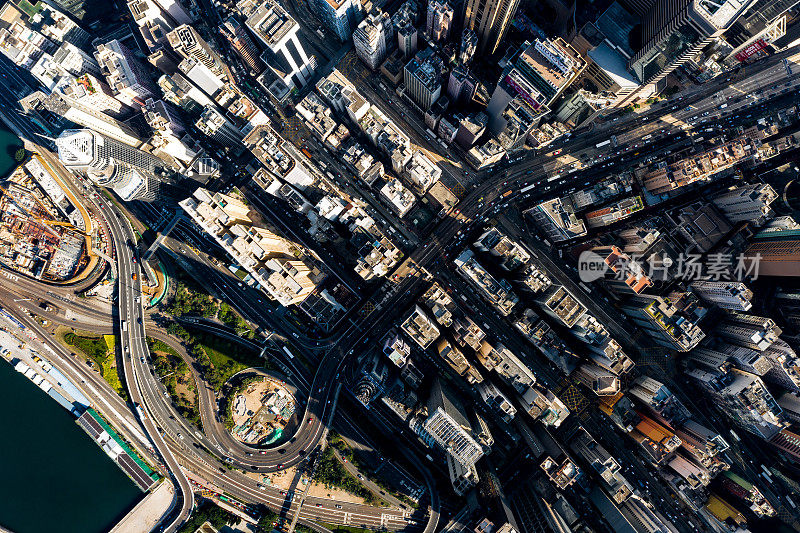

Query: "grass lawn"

xmin=194 ymin=332 xmax=261 ymax=388
xmin=62 ymin=331 xmax=126 ymax=399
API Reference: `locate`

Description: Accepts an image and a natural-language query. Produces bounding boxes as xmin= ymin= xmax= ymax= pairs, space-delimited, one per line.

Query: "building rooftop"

xmin=400 ymin=305 xmax=440 ymax=348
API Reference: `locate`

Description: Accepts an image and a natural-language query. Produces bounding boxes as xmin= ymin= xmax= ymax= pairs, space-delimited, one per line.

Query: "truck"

xmin=595 ymin=139 xmax=611 ymax=149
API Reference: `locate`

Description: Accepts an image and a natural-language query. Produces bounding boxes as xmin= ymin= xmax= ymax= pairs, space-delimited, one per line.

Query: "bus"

xmin=282 ymin=346 xmax=295 ymax=359
xmin=301 ymin=148 xmax=313 ymax=159
xmin=595 ymin=139 xmax=611 ymax=149
xmin=520 ymin=183 xmax=536 ymax=194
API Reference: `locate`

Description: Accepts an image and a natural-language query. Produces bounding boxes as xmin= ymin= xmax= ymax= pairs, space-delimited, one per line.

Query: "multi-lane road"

xmin=4 ymin=26 xmax=800 ymax=531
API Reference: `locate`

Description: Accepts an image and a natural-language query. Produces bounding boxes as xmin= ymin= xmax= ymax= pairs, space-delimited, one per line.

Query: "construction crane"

xmin=0 ymin=181 xmax=85 ymax=238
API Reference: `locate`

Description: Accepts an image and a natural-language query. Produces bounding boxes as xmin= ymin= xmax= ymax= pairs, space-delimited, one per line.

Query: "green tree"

xmin=14 ymin=148 xmax=25 ymax=162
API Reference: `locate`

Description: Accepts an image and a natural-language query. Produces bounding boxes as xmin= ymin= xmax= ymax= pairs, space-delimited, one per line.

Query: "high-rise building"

xmin=181 ymin=188 xmax=322 ymax=306
xmin=41 ymin=92 xmax=143 ymax=147
xmin=716 ymin=314 xmax=781 ymax=351
xmin=711 ymin=184 xmax=777 ymax=226
xmin=447 ymin=65 xmax=477 ymax=105
xmin=310 ymin=0 xmax=362 ymax=41
xmin=574 ymin=363 xmax=621 ymax=396
xmin=158 ymin=71 xmax=216 ymax=110
xmin=128 ymin=0 xmax=174 ymax=53
xmin=167 ymin=25 xmax=226 ymax=77
xmin=354 ymin=10 xmax=392 ymax=70
xmin=625 ymin=0 xmax=757 ymax=101
xmin=0 ymin=0 xmax=91 ymax=68
xmin=61 ymin=74 xmax=134 ymax=119
xmin=721 ymin=0 xmax=795 ymax=65
xmin=400 ymin=305 xmax=441 ymax=348
xmin=177 ymin=57 xmax=224 ymax=96
xmin=52 ymin=42 xmax=101 ymax=77
xmin=686 ymin=366 xmax=786 ymax=438
xmin=620 ymin=292 xmax=707 ymax=351
xmin=569 ymin=427 xmax=634 ymax=503
xmin=714 ymin=341 xmax=800 ymax=392
xmin=144 ymin=98 xmax=185 ymax=136
xmin=744 ymin=227 xmax=800 ymax=277
xmin=487 ymin=38 xmax=585 ymax=132
xmin=404 ymin=47 xmax=445 ymax=109
xmin=393 ymin=1 xmax=419 ymax=57
xmin=241 ymin=0 xmax=316 ymax=87
xmin=463 ymin=0 xmax=521 ymax=54
xmin=94 ymin=40 xmax=157 ymax=106
xmin=426 ymin=0 xmax=454 ymax=42
xmin=459 ymin=28 xmax=478 ymax=65
xmin=55 ymin=129 xmax=164 ymax=201
xmin=591 ymin=245 xmax=652 ymax=296
xmin=689 ymin=281 xmax=753 ymax=311
xmin=195 ymin=106 xmax=245 ymax=148
xmin=221 ymin=16 xmax=264 ymax=73
xmin=415 ymin=380 xmax=485 ymax=466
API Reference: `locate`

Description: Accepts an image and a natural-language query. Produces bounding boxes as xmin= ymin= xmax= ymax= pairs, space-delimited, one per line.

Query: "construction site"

xmin=0 ymin=160 xmax=87 ymax=281
xmin=231 ymin=376 xmax=298 ymax=446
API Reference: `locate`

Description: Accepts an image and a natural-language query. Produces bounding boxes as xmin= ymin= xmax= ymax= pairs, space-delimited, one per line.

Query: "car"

xmin=308 ymin=417 xmax=314 ymax=425
xmin=277 ymin=463 xmax=284 ymax=468
xmin=140 ymin=356 xmax=145 ymax=363
xmin=316 ymin=504 xmax=322 ymax=508
xmin=335 ymin=505 xmax=342 ymax=509
xmin=177 ymin=433 xmax=184 ymax=440
xmin=357 ymin=474 xmax=363 ymax=480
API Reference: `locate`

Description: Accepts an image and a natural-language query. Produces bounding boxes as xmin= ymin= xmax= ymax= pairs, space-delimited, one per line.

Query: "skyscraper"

xmin=686 ymin=366 xmax=785 ymax=438
xmin=354 ymin=10 xmax=392 ymax=70
xmin=41 ymin=92 xmax=144 ymax=147
xmin=94 ymin=40 xmax=158 ymax=106
xmin=180 ymin=188 xmax=322 ymax=306
xmin=711 ymin=184 xmax=777 ymax=225
xmin=620 ymin=292 xmax=707 ymax=351
xmin=404 ymin=47 xmax=445 ymax=110
xmin=55 ymin=129 xmax=164 ymax=201
xmin=221 ymin=16 xmax=264 ymax=73
xmin=393 ymin=1 xmax=419 ymax=58
xmin=310 ymin=0 xmax=362 ymax=41
xmin=744 ymin=228 xmax=800 ymax=277
xmin=167 ymin=25 xmax=226 ymax=77
xmin=415 ymin=380 xmax=485 ymax=466
xmin=195 ymin=106 xmax=245 ymax=148
xmin=459 ymin=28 xmax=478 ymax=65
xmin=463 ymin=0 xmax=521 ymax=54
xmin=487 ymin=38 xmax=585 ymax=132
xmin=716 ymin=314 xmax=782 ymax=351
xmin=625 ymin=0 xmax=757 ymax=100
xmin=689 ymin=281 xmax=753 ymax=311
xmin=426 ymin=0 xmax=454 ymax=42
xmin=241 ymin=0 xmax=316 ymax=88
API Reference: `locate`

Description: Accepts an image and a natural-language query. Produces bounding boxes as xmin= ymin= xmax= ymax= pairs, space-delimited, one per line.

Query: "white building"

xmin=354 ymin=10 xmax=392 ymax=70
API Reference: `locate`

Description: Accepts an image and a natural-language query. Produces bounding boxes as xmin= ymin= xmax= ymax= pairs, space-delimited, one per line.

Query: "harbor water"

xmin=0 ymin=123 xmax=142 ymax=532
xmin=0 ymin=359 xmax=143 ymax=533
